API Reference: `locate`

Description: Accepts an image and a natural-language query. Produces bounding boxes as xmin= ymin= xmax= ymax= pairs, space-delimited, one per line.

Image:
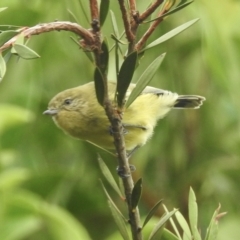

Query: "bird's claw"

xmin=116 ymin=164 xmax=136 ymax=178
xmin=109 ymin=126 xmax=128 ymax=136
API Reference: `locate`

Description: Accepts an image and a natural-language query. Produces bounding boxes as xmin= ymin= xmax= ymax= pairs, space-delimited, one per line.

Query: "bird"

xmin=43 ymin=81 xmax=205 ymax=152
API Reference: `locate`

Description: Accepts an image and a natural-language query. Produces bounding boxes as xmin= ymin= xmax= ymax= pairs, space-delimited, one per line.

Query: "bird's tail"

xmin=174 ymin=95 xmax=205 ymax=109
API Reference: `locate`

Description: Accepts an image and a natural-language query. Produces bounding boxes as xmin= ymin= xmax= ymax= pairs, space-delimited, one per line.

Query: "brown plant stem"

xmin=139 ymin=0 xmax=164 ymax=22
xmin=87 ymin=0 xmax=142 ymax=237
xmin=135 ymin=9 xmax=167 ymax=51
xmin=103 ymin=101 xmax=142 ymax=240
xmin=89 ymin=0 xmax=99 ymax=21
xmin=0 ymin=21 xmax=94 ymax=52
xmin=117 ymin=0 xmax=135 ymax=54
xmin=129 ymin=0 xmax=137 ymax=12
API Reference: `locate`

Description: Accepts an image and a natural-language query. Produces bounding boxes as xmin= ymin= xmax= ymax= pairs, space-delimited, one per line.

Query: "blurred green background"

xmin=0 ymin=0 xmax=240 ymax=239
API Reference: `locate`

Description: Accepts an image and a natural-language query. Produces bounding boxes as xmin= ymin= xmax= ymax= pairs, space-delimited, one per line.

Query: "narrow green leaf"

xmin=100 ymin=0 xmax=110 ymax=27
xmin=0 ymin=54 xmax=6 ymax=81
xmin=205 ymin=204 xmax=227 ymax=240
xmin=114 ymin=37 xmax=120 ymax=79
xmin=99 ymin=40 xmax=109 ymax=75
xmin=116 ymin=51 xmax=138 ymax=107
xmin=118 ymin=177 xmax=125 ymax=197
xmin=162 ymin=1 xmax=193 ymax=18
xmin=70 ymin=35 xmax=94 ymax=64
xmin=144 ymin=1 xmax=194 ymax=23
xmin=111 ymin=34 xmax=127 ymax=45
xmin=178 ymin=0 xmax=189 ymax=5
xmin=183 ymin=232 xmax=191 ymax=240
xmin=92 ymin=40 xmax=108 ymax=106
xmin=0 ymin=25 xmax=22 ymax=31
xmin=161 ymin=228 xmax=179 ymax=240
xmin=0 ymin=30 xmax=17 ymax=46
xmin=163 ymin=204 xmax=182 ymax=240
xmin=100 ymin=180 xmax=127 ymax=221
xmin=83 ymin=51 xmax=94 ymax=63
xmin=12 ymin=44 xmax=40 ymax=59
xmin=68 ymin=9 xmax=80 ymax=23
xmin=94 ymin=67 xmax=105 ymax=106
xmin=108 ymin=200 xmax=130 ymax=240
xmin=110 ymin=10 xmax=119 ymax=38
xmin=126 ymin=53 xmax=166 ymax=108
xmin=3 ymin=50 xmax=12 ymax=63
xmin=141 ymin=18 xmax=200 ymax=52
xmin=70 ymin=36 xmax=94 ymax=63
xmin=142 ymin=199 xmax=163 ymax=229
xmin=148 ymin=209 xmax=178 ymax=240
xmin=175 ymin=211 xmax=192 ymax=240
xmin=188 ymin=187 xmax=201 ymax=240
xmin=98 ymin=155 xmax=123 ymax=198
xmin=70 ymin=36 xmax=80 ymax=46
xmin=11 ymin=34 xmax=24 ymax=55
xmin=111 ymin=32 xmax=127 ymax=79
xmin=86 ymin=141 xmax=115 ymax=156
xmin=131 ymin=178 xmax=142 ymax=210
xmin=109 ymin=31 xmax=126 ymax=52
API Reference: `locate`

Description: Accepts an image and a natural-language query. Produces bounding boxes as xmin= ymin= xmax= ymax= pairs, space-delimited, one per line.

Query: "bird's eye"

xmin=64 ymin=99 xmax=72 ymax=105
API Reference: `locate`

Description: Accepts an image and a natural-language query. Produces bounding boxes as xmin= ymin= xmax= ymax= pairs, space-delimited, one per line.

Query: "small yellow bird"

xmin=43 ymin=81 xmax=205 ymax=151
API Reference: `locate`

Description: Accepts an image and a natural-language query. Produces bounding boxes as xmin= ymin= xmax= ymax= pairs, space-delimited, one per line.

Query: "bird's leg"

xmin=112 ymin=124 xmax=143 ymax=177
xmin=116 ymin=166 xmax=131 ymax=178
xmin=116 ymin=146 xmax=139 ymax=177
xmin=116 ymin=163 xmax=136 ymax=177
xmin=108 ymin=126 xmax=128 ymax=135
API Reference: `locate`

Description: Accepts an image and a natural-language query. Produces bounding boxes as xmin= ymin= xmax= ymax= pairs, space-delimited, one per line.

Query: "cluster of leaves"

xmin=93 ymin=19 xmax=200 ymax=109
xmin=99 ymin=157 xmax=225 ymax=240
xmin=0 ymin=8 xmax=41 ymax=81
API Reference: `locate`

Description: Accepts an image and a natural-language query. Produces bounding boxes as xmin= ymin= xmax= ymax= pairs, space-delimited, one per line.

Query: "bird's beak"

xmin=43 ymin=109 xmax=58 ymax=116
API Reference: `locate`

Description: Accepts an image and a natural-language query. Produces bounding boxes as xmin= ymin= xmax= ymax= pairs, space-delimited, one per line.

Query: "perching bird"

xmin=43 ymin=81 xmax=205 ymax=151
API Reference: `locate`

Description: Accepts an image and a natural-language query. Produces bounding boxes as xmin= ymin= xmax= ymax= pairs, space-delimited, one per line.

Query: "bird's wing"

xmin=141 ymin=85 xmax=171 ymax=95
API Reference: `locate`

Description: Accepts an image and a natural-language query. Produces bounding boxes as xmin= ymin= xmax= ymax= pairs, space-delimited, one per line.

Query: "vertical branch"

xmin=129 ymin=0 xmax=137 ymax=12
xmin=89 ymin=0 xmax=108 ymax=103
xmin=117 ymin=0 xmax=135 ymax=54
xmin=104 ymin=103 xmax=142 ymax=240
xmin=89 ymin=0 xmax=99 ymax=21
xmin=90 ymin=1 xmax=169 ymax=239
xmin=112 ymin=1 xmax=143 ymax=239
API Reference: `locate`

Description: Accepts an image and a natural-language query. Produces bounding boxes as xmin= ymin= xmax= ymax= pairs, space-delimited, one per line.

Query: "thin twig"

xmin=117 ymin=0 xmax=135 ymax=46
xmin=139 ymin=0 xmax=164 ymax=22
xmin=89 ymin=0 xmax=99 ymax=21
xmin=135 ymin=9 xmax=167 ymax=51
xmin=89 ymin=0 xmax=102 ymax=63
xmin=0 ymin=21 xmax=94 ymax=52
xmin=129 ymin=0 xmax=137 ymax=12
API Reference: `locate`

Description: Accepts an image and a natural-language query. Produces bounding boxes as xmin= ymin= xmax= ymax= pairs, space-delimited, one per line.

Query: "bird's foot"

xmin=116 ymin=164 xmax=136 ymax=178
xmin=109 ymin=126 xmax=128 ymax=136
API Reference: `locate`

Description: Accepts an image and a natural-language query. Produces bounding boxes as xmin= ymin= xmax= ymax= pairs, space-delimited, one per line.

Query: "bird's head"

xmin=43 ymin=88 xmax=84 ymax=117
